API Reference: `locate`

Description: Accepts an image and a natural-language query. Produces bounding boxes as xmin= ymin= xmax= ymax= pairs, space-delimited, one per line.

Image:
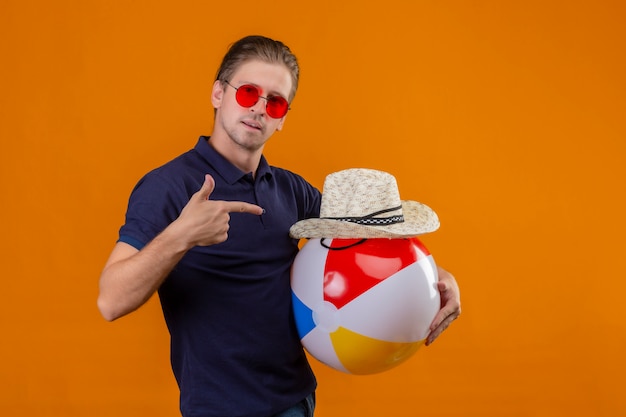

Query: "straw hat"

xmin=289 ymin=168 xmax=439 ymax=239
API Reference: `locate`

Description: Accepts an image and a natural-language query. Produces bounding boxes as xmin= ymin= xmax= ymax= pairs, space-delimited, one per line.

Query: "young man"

xmin=98 ymin=35 xmax=460 ymax=417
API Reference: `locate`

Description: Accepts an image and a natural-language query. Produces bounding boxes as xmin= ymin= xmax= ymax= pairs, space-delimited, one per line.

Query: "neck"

xmin=207 ymin=132 xmax=263 ymax=176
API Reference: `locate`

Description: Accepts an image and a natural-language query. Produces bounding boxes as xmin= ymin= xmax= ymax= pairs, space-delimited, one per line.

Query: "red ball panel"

xmin=323 ymin=238 xmax=429 ymax=309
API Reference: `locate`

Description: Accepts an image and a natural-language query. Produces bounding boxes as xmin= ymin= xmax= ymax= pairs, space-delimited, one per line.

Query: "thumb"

xmin=195 ymin=174 xmax=215 ymax=201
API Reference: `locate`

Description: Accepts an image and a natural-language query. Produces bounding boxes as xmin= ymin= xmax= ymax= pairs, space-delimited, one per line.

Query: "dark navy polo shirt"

xmin=118 ymin=136 xmax=321 ymax=417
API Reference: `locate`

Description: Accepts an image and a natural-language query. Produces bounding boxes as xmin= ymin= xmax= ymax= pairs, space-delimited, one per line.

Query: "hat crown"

xmin=319 ymin=169 xmax=403 ymax=219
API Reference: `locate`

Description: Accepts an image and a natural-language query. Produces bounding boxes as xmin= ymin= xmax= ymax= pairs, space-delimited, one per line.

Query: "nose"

xmin=249 ymin=96 xmax=267 ymax=115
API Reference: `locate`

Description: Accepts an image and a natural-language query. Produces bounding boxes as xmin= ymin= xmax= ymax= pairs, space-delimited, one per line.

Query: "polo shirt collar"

xmin=195 ymin=136 xmax=272 ymax=185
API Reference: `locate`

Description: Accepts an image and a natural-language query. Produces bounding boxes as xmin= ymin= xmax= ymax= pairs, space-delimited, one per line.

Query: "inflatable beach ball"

xmin=291 ymin=238 xmax=440 ymax=375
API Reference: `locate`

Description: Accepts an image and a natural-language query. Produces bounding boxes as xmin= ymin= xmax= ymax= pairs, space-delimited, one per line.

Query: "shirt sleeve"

xmin=118 ymin=170 xmax=191 ymax=250
xmin=292 ymin=173 xmax=322 ymax=221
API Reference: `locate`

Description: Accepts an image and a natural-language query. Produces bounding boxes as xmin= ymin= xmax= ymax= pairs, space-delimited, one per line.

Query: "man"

xmin=98 ymin=35 xmax=460 ymax=417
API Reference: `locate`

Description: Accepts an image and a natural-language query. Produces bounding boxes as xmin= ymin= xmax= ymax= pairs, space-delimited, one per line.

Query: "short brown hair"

xmin=215 ymin=35 xmax=300 ymax=102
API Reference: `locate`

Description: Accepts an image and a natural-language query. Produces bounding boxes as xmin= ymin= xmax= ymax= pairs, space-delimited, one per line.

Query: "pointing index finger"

xmin=223 ymin=201 xmax=264 ymax=216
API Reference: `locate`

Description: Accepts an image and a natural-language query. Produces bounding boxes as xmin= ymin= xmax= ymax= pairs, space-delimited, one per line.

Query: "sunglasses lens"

xmin=235 ymin=85 xmax=260 ymax=107
xmin=266 ymin=96 xmax=289 ymax=118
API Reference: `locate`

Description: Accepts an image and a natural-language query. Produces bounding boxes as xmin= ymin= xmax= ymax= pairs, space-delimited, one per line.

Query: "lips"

xmin=242 ymin=119 xmax=263 ymax=131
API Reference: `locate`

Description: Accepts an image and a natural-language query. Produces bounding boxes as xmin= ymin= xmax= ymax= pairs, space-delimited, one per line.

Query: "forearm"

xmin=97 ymin=223 xmax=192 ymax=321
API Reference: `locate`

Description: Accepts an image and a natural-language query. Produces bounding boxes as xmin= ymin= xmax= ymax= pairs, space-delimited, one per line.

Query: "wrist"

xmin=156 ymin=219 xmax=197 ymax=253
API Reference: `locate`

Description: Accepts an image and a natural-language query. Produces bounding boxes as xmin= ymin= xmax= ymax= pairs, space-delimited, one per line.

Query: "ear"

xmin=211 ymin=80 xmax=224 ymax=109
xmin=275 ymin=116 xmax=287 ymax=132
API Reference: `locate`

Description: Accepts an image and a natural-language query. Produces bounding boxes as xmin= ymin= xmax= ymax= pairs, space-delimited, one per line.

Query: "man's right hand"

xmin=172 ymin=174 xmax=264 ymax=247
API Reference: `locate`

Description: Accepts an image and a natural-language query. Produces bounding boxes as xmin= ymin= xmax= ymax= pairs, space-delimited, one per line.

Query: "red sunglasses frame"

xmin=224 ymin=81 xmax=290 ymax=119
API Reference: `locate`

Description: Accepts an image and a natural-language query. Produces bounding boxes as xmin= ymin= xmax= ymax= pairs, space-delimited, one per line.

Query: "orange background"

xmin=1 ymin=1 xmax=625 ymax=416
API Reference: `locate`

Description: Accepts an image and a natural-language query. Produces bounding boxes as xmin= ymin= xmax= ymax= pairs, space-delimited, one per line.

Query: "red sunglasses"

xmin=225 ymin=81 xmax=290 ymax=119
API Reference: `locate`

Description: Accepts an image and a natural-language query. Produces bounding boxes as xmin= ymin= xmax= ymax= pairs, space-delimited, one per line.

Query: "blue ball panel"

xmin=292 ymin=291 xmax=316 ymax=338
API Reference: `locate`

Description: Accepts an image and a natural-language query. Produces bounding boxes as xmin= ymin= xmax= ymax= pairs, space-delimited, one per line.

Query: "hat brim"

xmin=289 ymin=201 xmax=439 ymax=239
